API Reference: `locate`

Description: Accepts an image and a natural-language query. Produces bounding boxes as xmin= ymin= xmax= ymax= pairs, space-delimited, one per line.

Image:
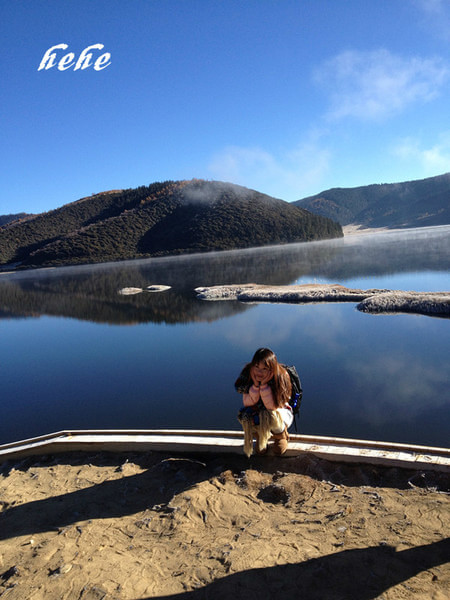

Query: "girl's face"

xmin=252 ymin=361 xmax=273 ymax=382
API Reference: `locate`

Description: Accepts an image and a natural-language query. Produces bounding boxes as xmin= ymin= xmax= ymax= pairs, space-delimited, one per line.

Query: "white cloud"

xmin=315 ymin=49 xmax=449 ymax=121
xmin=415 ymin=0 xmax=450 ymax=40
xmin=208 ymin=135 xmax=331 ymax=201
xmin=417 ymin=0 xmax=447 ymax=13
xmin=342 ymin=354 xmax=448 ymax=426
xmin=393 ymin=133 xmax=450 ymax=174
xmin=221 ymin=306 xmax=301 ymax=350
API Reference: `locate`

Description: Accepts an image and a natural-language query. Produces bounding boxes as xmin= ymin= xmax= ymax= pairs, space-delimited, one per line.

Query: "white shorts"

xmin=273 ymin=407 xmax=294 ymax=432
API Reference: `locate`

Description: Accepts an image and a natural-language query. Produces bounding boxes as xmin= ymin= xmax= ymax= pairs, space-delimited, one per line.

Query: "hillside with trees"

xmin=0 ymin=213 xmax=31 ymax=227
xmin=0 ymin=180 xmax=342 ymax=269
xmin=294 ymin=172 xmax=450 ymax=229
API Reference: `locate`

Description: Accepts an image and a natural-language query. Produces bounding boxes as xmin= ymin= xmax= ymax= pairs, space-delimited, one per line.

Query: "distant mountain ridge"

xmin=294 ymin=172 xmax=450 ymax=229
xmin=0 ymin=213 xmax=31 ymax=227
xmin=0 ymin=179 xmax=342 ymax=269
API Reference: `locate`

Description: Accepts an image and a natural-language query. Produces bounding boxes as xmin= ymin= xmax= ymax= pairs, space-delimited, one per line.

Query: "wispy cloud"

xmin=208 ymin=134 xmax=331 ymax=201
xmin=315 ymin=49 xmax=449 ymax=121
xmin=417 ymin=0 xmax=448 ymax=14
xmin=343 ymin=353 xmax=448 ymax=426
xmin=415 ymin=0 xmax=450 ymax=41
xmin=393 ymin=132 xmax=450 ymax=174
xmin=208 ymin=48 xmax=450 ymax=197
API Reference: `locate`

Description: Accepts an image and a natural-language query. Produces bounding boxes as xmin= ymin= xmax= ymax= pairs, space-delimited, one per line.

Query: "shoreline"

xmin=342 ymin=223 xmax=450 ymax=235
xmin=342 ymin=224 xmax=395 ymax=235
xmin=1 ymin=224 xmax=448 ymax=277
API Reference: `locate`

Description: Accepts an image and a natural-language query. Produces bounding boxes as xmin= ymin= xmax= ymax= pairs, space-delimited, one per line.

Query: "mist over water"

xmin=0 ymin=226 xmax=448 ymax=447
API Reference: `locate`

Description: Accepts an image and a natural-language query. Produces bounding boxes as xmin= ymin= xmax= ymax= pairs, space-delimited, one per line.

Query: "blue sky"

xmin=2 ymin=0 xmax=450 ymax=215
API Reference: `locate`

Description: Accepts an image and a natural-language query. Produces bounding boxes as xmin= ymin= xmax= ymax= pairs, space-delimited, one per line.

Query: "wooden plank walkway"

xmin=1 ymin=430 xmax=449 ymax=471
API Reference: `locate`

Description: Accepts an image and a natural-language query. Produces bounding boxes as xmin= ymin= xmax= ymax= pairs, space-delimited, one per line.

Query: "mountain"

xmin=0 ymin=213 xmax=31 ymax=227
xmin=0 ymin=179 xmax=342 ymax=269
xmin=294 ymin=172 xmax=450 ymax=229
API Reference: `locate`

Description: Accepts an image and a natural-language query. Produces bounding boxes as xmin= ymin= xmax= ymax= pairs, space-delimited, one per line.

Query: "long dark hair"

xmin=236 ymin=347 xmax=291 ymax=409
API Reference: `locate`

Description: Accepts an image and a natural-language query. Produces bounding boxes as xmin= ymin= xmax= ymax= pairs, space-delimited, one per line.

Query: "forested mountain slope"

xmin=0 ymin=180 xmax=342 ymax=269
xmin=295 ymin=172 xmax=450 ymax=228
xmin=0 ymin=213 xmax=31 ymax=227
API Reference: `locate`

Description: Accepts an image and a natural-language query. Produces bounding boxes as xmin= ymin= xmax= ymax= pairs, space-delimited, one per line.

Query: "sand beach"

xmin=0 ymin=448 xmax=449 ymax=599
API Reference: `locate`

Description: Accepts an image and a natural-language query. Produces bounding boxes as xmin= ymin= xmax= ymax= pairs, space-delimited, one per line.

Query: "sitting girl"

xmin=235 ymin=347 xmax=293 ymax=456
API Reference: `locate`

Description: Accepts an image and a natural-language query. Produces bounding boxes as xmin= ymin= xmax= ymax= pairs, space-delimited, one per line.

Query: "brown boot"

xmin=271 ymin=427 xmax=289 ymax=455
xmin=254 ymin=431 xmax=268 ymax=455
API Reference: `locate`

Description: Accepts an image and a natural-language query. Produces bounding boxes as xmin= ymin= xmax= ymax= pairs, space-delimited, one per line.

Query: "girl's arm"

xmin=243 ymin=385 xmax=261 ymax=406
xmin=260 ymin=384 xmax=277 ymax=410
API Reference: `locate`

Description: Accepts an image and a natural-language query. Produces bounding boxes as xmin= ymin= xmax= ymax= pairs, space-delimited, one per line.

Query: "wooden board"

xmin=0 ymin=429 xmax=449 ymax=471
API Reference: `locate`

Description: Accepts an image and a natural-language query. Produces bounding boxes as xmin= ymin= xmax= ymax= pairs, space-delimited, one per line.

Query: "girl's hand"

xmin=260 ymin=371 xmax=273 ymax=386
xmin=250 ymin=364 xmax=273 ymax=387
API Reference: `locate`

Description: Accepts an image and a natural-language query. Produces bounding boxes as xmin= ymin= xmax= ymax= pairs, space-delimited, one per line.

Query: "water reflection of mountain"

xmin=0 ymin=241 xmax=340 ymax=324
xmin=0 ymin=227 xmax=448 ymax=325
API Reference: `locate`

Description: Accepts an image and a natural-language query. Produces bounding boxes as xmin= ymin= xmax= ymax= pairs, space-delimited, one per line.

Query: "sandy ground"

xmin=342 ymin=225 xmax=393 ymax=236
xmin=0 ymin=450 xmax=449 ymax=600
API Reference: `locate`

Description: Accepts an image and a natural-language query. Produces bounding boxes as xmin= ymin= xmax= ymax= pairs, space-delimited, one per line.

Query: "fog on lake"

xmin=0 ymin=225 xmax=449 ymax=447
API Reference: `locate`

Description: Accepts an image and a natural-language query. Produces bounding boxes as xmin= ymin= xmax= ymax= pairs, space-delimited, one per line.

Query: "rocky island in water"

xmin=195 ymin=283 xmax=450 ymax=318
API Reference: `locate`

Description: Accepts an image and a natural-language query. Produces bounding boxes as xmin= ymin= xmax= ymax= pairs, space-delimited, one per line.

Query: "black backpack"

xmin=283 ymin=364 xmax=303 ymax=430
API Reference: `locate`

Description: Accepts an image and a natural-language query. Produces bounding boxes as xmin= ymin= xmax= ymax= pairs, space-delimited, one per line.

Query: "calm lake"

xmin=0 ymin=225 xmax=449 ymax=448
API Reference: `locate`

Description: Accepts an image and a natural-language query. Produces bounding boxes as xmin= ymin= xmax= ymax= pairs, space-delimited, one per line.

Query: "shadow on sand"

xmin=0 ymin=451 xmax=448 ymax=543
xmin=1 ymin=452 xmax=449 ymax=598
xmin=136 ymin=539 xmax=450 ymax=600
